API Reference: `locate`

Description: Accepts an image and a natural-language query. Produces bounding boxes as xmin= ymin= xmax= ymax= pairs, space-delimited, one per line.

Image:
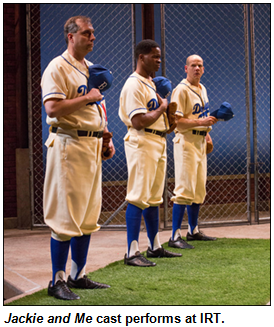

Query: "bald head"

xmin=186 ymin=54 xmax=203 ymax=66
xmin=185 ymin=54 xmax=204 ymax=86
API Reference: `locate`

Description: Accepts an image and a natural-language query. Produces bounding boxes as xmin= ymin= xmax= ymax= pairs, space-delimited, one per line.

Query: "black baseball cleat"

xmin=48 ymin=280 xmax=80 ymax=300
xmin=187 ymin=231 xmax=217 ymax=241
xmin=124 ymin=251 xmax=156 ymax=267
xmin=67 ymin=275 xmax=110 ymax=289
xmin=147 ymin=246 xmax=182 ymax=258
xmin=168 ymin=236 xmax=195 ymax=249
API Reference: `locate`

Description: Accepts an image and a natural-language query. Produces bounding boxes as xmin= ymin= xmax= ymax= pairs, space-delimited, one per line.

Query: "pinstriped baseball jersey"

xmin=41 ymin=49 xmax=107 ymax=131
xmin=172 ymin=78 xmax=211 ymax=133
xmin=119 ymin=72 xmax=168 ymax=131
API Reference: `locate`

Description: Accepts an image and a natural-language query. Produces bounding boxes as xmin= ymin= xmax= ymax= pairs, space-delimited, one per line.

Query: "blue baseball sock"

xmin=126 ymin=203 xmax=143 ymax=257
xmin=171 ymin=203 xmax=186 ymax=240
xmin=50 ymin=237 xmax=70 ymax=285
xmin=143 ymin=206 xmax=160 ymax=250
xmin=187 ymin=203 xmax=200 ymax=234
xmin=70 ymin=234 xmax=91 ymax=280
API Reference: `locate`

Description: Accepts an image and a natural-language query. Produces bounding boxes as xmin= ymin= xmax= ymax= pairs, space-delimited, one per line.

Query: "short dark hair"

xmin=64 ymin=16 xmax=91 ymax=44
xmin=135 ymin=39 xmax=160 ymax=60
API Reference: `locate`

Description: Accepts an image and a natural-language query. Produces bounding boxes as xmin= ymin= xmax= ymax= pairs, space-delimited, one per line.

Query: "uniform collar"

xmin=132 ymin=71 xmax=154 ymax=86
xmin=182 ymin=78 xmax=202 ymax=91
xmin=62 ymin=49 xmax=89 ymax=73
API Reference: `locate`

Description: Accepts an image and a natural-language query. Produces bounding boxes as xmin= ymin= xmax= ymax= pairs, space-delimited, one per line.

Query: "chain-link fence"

xmin=163 ymin=4 xmax=250 ymax=228
xmin=252 ymin=4 xmax=270 ymax=221
xmin=27 ymin=4 xmax=270 ymax=228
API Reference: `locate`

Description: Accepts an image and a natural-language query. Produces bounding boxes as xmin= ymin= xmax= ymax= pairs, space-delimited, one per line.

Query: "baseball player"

xmin=168 ymin=54 xmax=218 ymax=250
xmin=119 ymin=39 xmax=181 ymax=267
xmin=41 ymin=16 xmax=115 ymax=300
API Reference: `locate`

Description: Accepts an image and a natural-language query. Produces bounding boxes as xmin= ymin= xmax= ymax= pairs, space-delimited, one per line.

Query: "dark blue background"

xmin=40 ymin=4 xmax=270 ymax=181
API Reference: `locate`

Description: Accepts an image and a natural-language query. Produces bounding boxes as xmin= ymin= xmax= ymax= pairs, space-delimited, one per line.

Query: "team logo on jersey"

xmin=147 ymin=98 xmax=158 ymax=111
xmin=78 ymin=83 xmax=106 ymax=94
xmin=192 ymin=102 xmax=209 ymax=118
xmin=78 ymin=85 xmax=87 ymax=95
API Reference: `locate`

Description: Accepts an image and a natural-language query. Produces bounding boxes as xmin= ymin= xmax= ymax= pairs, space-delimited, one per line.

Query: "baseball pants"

xmin=171 ymin=130 xmax=207 ymax=205
xmin=44 ymin=128 xmax=102 ymax=240
xmin=124 ymin=129 xmax=167 ymax=210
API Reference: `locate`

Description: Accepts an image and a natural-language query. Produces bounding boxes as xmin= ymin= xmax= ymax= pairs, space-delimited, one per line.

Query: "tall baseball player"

xmin=119 ymin=39 xmax=181 ymax=267
xmin=168 ymin=54 xmax=218 ymax=250
xmin=41 ymin=16 xmax=115 ymax=300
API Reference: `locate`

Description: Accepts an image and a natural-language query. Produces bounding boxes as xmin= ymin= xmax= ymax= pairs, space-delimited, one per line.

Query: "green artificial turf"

xmin=6 ymin=238 xmax=270 ymax=306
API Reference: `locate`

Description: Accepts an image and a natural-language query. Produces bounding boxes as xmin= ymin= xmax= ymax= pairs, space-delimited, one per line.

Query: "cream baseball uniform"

xmin=119 ymin=72 xmax=169 ymax=210
xmin=171 ymin=78 xmax=212 ymax=205
xmin=41 ymin=50 xmax=107 ymax=240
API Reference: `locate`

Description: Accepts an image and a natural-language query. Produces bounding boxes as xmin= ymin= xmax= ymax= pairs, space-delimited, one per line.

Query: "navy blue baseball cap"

xmin=87 ymin=64 xmax=113 ymax=93
xmin=153 ymin=76 xmax=172 ymax=98
xmin=210 ymin=102 xmax=234 ymax=121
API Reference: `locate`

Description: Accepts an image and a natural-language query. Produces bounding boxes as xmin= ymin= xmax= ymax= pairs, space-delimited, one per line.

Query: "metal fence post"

xmin=249 ymin=4 xmax=259 ymax=223
xmin=160 ymin=4 xmax=169 ymax=229
xmin=243 ymin=4 xmax=252 ymax=224
xmin=26 ymin=4 xmax=35 ymax=228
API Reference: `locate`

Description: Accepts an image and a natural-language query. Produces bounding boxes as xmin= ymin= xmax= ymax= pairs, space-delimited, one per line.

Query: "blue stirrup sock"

xmin=187 ymin=203 xmax=200 ymax=234
xmin=143 ymin=206 xmax=161 ymax=250
xmin=50 ymin=237 xmax=70 ymax=285
xmin=70 ymin=234 xmax=91 ymax=280
xmin=126 ymin=203 xmax=143 ymax=257
xmin=171 ymin=203 xmax=186 ymax=240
